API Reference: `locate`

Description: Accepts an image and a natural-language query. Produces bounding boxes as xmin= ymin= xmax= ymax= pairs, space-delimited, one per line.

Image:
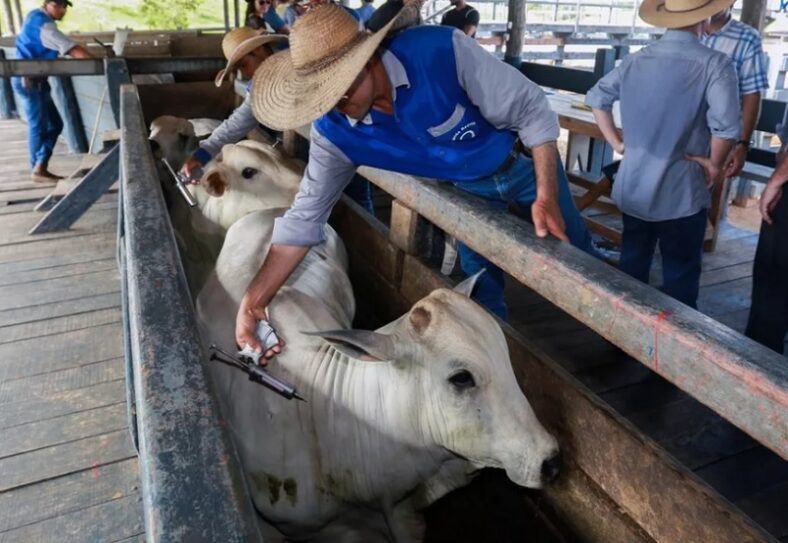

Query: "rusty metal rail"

xmin=120 ymin=84 xmax=263 ymax=542
xmin=294 ymin=125 xmax=788 ymax=460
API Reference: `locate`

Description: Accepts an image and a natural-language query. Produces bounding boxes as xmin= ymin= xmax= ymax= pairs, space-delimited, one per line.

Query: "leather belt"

xmin=489 ymin=138 xmax=525 ymax=177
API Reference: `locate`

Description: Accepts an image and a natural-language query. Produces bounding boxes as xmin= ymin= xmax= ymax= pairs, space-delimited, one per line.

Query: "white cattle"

xmin=197 ymin=212 xmax=559 ymax=542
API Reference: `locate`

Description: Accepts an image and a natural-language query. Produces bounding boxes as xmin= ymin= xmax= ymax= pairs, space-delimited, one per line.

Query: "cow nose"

xmin=540 ymin=451 xmax=561 ymax=484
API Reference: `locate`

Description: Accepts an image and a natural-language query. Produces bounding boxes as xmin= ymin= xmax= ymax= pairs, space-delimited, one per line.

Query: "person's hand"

xmin=613 ymin=140 xmax=624 ymax=155
xmin=685 ymin=153 xmax=723 ymax=189
xmin=531 ymin=197 xmax=569 ymax=242
xmin=760 ymin=180 xmax=783 ymax=225
xmin=235 ymin=303 xmax=285 ymax=363
xmin=181 ymin=157 xmax=203 ymax=184
xmin=724 ymin=144 xmax=748 ymax=178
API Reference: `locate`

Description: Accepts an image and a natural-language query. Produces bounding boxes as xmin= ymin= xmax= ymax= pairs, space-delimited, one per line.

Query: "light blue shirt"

xmin=586 ymin=30 xmax=740 ymax=221
xmin=357 ymin=3 xmax=375 ymax=23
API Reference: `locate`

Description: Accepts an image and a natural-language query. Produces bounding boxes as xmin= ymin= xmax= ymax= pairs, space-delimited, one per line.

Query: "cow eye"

xmin=241 ymin=167 xmax=258 ymax=179
xmin=448 ymin=370 xmax=476 ymax=389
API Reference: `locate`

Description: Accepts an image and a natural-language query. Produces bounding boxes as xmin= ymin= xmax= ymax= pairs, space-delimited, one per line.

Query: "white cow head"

xmin=148 ymin=115 xmax=198 ymax=169
xmin=312 ymin=275 xmax=560 ymax=489
xmin=195 ymin=141 xmax=302 ymax=230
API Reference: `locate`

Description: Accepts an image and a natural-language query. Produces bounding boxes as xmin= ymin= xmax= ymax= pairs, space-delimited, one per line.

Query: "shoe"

xmin=31 ymin=171 xmax=63 ymax=183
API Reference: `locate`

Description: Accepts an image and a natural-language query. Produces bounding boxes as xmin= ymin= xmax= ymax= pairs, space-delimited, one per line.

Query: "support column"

xmin=1 ymin=0 xmax=15 ymax=36
xmin=504 ymin=0 xmax=526 ymax=67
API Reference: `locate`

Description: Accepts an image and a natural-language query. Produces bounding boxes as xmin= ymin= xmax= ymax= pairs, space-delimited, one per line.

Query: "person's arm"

xmin=264 ymin=8 xmax=290 ymax=34
xmin=686 ymin=57 xmax=740 ymax=188
xmin=235 ymin=124 xmax=357 ymax=355
xmin=463 ymin=8 xmax=479 ymax=37
xmin=586 ymin=62 xmax=624 ymax=154
xmin=40 ymin=23 xmax=90 ymax=57
xmin=183 ymin=96 xmax=260 ymax=176
xmin=726 ymin=32 xmax=769 ymax=177
xmin=452 ymin=31 xmax=567 ymax=240
xmin=760 ymin=151 xmax=788 ymax=224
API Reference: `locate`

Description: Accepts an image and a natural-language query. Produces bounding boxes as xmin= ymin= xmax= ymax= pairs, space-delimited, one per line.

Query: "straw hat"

xmin=214 ymin=27 xmax=288 ymax=87
xmin=250 ymin=4 xmax=400 ymax=130
xmin=639 ymin=0 xmax=735 ymax=28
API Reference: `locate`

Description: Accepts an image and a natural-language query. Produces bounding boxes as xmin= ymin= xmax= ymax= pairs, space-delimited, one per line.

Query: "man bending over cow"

xmin=180 ymin=27 xmax=286 ymax=179
xmin=235 ymin=4 xmax=598 ymax=358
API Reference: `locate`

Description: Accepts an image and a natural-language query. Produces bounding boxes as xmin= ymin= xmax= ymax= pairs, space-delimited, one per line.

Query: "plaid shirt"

xmin=702 ymin=18 xmax=769 ymax=96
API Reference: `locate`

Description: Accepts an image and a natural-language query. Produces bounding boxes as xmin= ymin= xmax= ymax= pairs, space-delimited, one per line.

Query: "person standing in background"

xmin=356 ymin=0 xmax=376 ymax=23
xmin=246 ymin=0 xmax=292 ymax=34
xmin=13 ymin=0 xmax=91 ymax=182
xmin=440 ymin=0 xmax=479 ymax=37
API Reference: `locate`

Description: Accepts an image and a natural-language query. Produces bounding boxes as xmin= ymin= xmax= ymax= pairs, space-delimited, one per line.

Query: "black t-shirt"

xmin=440 ymin=5 xmax=479 ymax=36
xmin=365 ymin=0 xmax=403 ymax=32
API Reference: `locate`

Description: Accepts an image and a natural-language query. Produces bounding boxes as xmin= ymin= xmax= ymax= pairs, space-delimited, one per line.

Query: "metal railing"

xmin=118 ymin=84 xmax=263 ymax=542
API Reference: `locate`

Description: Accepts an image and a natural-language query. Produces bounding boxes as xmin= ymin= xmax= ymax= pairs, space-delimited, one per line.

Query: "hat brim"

xmin=214 ymin=34 xmax=288 ymax=87
xmin=250 ymin=15 xmax=399 ymax=131
xmin=639 ymin=0 xmax=734 ymax=28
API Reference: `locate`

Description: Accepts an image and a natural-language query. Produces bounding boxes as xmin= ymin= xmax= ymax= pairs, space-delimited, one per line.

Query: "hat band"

xmin=659 ymin=0 xmax=714 ymax=13
xmin=294 ymin=32 xmax=368 ymax=76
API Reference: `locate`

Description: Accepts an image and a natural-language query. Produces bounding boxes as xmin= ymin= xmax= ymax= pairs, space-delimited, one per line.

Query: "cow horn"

xmin=453 ymin=270 xmax=486 ymax=298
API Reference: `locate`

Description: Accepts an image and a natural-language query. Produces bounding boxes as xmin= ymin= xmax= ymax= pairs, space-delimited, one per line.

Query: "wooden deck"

xmin=0 ymin=120 xmax=143 ymax=542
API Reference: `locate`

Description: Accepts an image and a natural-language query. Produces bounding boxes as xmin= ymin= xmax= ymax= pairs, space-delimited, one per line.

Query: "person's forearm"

xmin=740 ymin=92 xmax=761 ymax=142
xmin=240 ymin=244 xmax=310 ymax=313
xmin=710 ymin=136 xmax=735 ymax=168
xmin=768 ymin=155 xmax=788 ymax=189
xmin=531 ymin=142 xmax=559 ymax=202
xmin=592 ymin=108 xmax=623 ymax=152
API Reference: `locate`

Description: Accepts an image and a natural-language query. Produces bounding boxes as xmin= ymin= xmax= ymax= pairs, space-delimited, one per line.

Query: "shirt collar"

xmin=346 ymin=49 xmax=410 ymax=127
xmin=661 ymin=29 xmax=700 ymax=43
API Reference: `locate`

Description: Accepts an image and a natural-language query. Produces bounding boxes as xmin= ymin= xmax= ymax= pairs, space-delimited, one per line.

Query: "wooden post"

xmin=50 ymin=76 xmax=89 ymax=153
xmin=504 ymin=0 xmax=526 ymax=67
xmin=740 ymin=0 xmax=767 ymax=32
xmin=0 ymin=49 xmax=16 ymax=119
xmin=223 ymin=0 xmax=230 ymax=30
xmin=1 ymin=0 xmax=15 ymax=36
xmin=12 ymin=0 xmax=21 ymax=28
xmin=390 ymin=200 xmax=420 ymax=255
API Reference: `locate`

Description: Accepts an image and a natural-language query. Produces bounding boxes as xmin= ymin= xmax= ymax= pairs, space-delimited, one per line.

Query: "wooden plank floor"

xmin=0 ymin=120 xmax=143 ymax=543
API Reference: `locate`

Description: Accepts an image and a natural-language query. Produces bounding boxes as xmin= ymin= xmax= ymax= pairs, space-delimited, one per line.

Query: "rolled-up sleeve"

xmin=585 ymin=64 xmax=622 ymax=111
xmin=706 ymin=57 xmax=741 ymax=141
xmin=452 ymin=30 xmax=559 ymax=148
xmin=40 ymin=23 xmax=76 ymax=55
xmin=197 ymin=95 xmax=260 ymax=160
xmin=271 ymin=124 xmax=356 ymax=246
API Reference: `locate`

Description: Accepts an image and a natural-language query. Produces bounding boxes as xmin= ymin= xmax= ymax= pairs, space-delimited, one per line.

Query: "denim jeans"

xmin=453 ymin=152 xmax=596 ymax=320
xmin=11 ymin=78 xmax=63 ymax=169
xmin=746 ymin=192 xmax=788 ymax=354
xmin=619 ymin=209 xmax=707 ymax=309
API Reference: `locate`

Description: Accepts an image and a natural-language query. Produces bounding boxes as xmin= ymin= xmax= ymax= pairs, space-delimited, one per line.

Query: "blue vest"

xmin=315 ymin=26 xmax=514 ymax=181
xmin=16 ymin=9 xmax=59 ymax=60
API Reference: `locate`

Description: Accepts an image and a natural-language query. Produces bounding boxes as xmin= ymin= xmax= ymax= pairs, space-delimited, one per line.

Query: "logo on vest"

xmin=452 ymin=122 xmax=478 ymax=141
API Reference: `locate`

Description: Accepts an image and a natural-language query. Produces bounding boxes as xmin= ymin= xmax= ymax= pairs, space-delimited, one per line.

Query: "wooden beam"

xmin=29 ymin=145 xmax=119 ymax=234
xmin=504 ymin=0 xmax=526 ymax=66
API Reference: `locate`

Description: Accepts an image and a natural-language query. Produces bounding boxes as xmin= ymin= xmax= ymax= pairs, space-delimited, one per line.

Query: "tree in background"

xmin=140 ymin=0 xmax=203 ymax=28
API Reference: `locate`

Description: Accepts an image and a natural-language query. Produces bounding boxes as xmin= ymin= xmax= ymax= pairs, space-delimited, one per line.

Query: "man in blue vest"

xmin=237 ymin=5 xmax=596 ymax=357
xmin=13 ymin=0 xmax=90 ymax=182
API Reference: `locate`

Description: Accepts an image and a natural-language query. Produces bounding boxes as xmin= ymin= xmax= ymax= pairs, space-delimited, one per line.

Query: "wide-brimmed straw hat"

xmin=639 ymin=0 xmax=734 ymax=28
xmin=214 ymin=27 xmax=288 ymax=87
xmin=250 ymin=4 xmax=400 ymax=130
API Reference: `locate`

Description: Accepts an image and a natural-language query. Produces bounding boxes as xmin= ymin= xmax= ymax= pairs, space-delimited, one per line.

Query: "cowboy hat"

xmin=214 ymin=27 xmax=288 ymax=87
xmin=639 ymin=0 xmax=735 ymax=28
xmin=250 ymin=4 xmax=400 ymax=130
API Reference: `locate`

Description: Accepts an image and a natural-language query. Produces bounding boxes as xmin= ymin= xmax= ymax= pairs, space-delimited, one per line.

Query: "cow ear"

xmin=453 ymin=270 xmax=485 ymax=298
xmin=304 ymin=329 xmax=398 ymax=361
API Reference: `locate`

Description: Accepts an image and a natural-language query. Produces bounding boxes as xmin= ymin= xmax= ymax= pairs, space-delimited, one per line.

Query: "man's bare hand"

xmin=235 ymin=304 xmax=285 ymax=363
xmin=181 ymin=157 xmax=203 ymax=184
xmin=760 ymin=181 xmax=783 ymax=225
xmin=685 ymin=153 xmax=723 ymax=189
xmin=531 ymin=198 xmax=569 ymax=242
xmin=724 ymin=144 xmax=747 ymax=178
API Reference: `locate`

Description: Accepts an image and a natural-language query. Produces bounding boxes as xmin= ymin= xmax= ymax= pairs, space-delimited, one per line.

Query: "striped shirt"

xmin=702 ymin=18 xmax=769 ymax=96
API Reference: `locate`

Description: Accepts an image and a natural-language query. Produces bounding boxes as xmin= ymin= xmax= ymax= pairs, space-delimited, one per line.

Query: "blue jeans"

xmin=344 ymin=174 xmax=375 ymax=215
xmin=12 ymin=78 xmax=63 ymax=169
xmin=619 ymin=209 xmax=707 ymax=309
xmin=454 ymin=153 xmax=596 ymax=320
